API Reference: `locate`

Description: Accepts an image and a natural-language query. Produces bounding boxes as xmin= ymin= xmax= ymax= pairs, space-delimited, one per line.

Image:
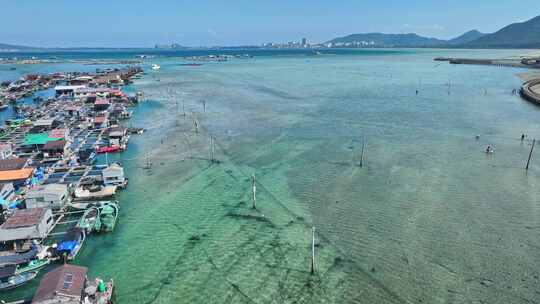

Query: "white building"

xmin=25 ymin=183 xmax=69 ymax=210
xmin=102 ymin=163 xmax=126 ymax=188
xmin=0 ymin=208 xmax=54 ymax=244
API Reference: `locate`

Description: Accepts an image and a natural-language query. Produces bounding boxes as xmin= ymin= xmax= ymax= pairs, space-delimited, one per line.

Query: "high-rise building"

xmin=301 ymin=38 xmax=307 ymax=46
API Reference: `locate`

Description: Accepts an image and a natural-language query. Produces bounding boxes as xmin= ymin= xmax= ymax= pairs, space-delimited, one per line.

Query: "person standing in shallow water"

xmin=522 ymin=134 xmax=526 ymax=141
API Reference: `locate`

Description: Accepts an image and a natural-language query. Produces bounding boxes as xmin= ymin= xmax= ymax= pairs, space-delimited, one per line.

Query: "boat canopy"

xmin=57 ymin=241 xmax=77 ymax=253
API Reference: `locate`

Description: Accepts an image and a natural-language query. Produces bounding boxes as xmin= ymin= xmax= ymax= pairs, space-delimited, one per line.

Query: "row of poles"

xmin=165 ymin=87 xmax=322 ymax=288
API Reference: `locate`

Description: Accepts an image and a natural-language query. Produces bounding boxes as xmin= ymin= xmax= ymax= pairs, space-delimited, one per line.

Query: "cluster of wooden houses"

xmin=0 ymin=67 xmax=143 ymax=112
xmin=0 ymin=66 xmax=144 ymax=303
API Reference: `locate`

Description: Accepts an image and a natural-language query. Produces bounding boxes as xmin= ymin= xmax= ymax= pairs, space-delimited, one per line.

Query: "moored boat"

xmin=68 ymin=200 xmax=119 ymax=211
xmin=96 ymin=145 xmax=121 ymax=154
xmin=15 ymin=258 xmax=50 ymax=275
xmin=74 ymin=185 xmax=117 ymax=201
xmin=56 ymin=228 xmax=86 ymax=261
xmin=0 ymin=265 xmax=37 ymax=290
xmin=98 ymin=202 xmax=119 ymax=232
xmin=76 ymin=206 xmax=101 ymax=233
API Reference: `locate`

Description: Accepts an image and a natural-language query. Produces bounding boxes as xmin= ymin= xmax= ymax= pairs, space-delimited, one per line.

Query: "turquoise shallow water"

xmin=2 ymin=49 xmax=540 ymax=303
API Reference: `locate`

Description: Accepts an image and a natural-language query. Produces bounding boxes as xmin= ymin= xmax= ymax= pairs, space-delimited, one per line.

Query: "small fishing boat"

xmin=151 ymin=64 xmax=161 ymax=70
xmin=76 ymin=206 xmax=101 ymax=233
xmin=96 ymin=145 xmax=121 ymax=154
xmin=68 ymin=200 xmax=118 ymax=211
xmin=99 ymin=202 xmax=119 ymax=232
xmin=56 ymin=228 xmax=86 ymax=261
xmin=15 ymin=259 xmax=50 ymax=275
xmin=74 ymin=185 xmax=117 ymax=201
xmin=0 ymin=265 xmax=37 ymax=290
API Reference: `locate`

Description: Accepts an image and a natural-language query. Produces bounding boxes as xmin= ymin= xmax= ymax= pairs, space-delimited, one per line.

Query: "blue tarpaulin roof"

xmin=57 ymin=241 xmax=77 ymax=253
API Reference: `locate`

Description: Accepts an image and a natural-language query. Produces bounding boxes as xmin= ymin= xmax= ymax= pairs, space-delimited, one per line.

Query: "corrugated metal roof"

xmin=0 ymin=158 xmax=27 ymax=171
xmin=43 ymin=140 xmax=67 ymax=151
xmin=32 ymin=264 xmax=87 ymax=303
xmin=1 ymin=208 xmax=46 ymax=229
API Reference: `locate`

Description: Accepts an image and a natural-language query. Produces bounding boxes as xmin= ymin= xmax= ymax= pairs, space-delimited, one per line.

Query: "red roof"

xmin=42 ymin=140 xmax=67 ymax=151
xmin=48 ymin=129 xmax=67 ymax=139
xmin=94 ymin=116 xmax=107 ymax=124
xmin=94 ymin=98 xmax=110 ymax=105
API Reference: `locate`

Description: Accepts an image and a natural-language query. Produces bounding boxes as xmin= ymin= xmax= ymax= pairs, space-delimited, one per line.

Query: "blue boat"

xmin=57 ymin=228 xmax=86 ymax=261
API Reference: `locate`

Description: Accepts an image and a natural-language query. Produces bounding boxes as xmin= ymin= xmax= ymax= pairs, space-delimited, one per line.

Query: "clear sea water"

xmin=2 ymin=48 xmax=540 ymax=304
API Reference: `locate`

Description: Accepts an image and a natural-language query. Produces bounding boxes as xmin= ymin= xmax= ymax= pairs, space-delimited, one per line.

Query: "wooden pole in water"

xmin=203 ymin=100 xmax=206 ymax=113
xmin=193 ymin=115 xmax=199 ymax=134
xmin=310 ymin=226 xmax=315 ymax=275
xmin=251 ymin=175 xmax=257 ymax=209
xmin=359 ymin=137 xmax=366 ymax=168
xmin=182 ymin=99 xmax=186 ymax=117
xmin=145 ymin=152 xmax=151 ymax=169
xmin=210 ymin=136 xmax=215 ymax=162
xmin=526 ymin=138 xmax=536 ymax=171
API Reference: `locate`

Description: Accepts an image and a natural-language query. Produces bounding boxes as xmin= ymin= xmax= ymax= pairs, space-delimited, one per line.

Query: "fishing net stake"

xmin=526 ymin=138 xmax=536 ymax=171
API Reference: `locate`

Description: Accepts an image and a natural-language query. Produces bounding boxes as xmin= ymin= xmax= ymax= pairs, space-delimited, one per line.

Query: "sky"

xmin=1 ymin=0 xmax=540 ymax=48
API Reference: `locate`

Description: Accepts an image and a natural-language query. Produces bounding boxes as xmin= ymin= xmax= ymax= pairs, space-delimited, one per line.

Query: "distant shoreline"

xmin=2 ymin=46 xmax=540 ymax=53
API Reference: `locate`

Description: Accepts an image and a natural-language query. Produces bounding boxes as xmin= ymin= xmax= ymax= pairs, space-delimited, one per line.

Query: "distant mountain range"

xmin=3 ymin=15 xmax=540 ymax=50
xmin=447 ymin=30 xmax=486 ymax=45
xmin=466 ymin=15 xmax=540 ymax=48
xmin=327 ymin=33 xmax=447 ymax=47
xmin=327 ymin=15 xmax=540 ymax=48
xmin=0 ymin=43 xmax=37 ymax=51
xmin=326 ymin=30 xmax=486 ymax=48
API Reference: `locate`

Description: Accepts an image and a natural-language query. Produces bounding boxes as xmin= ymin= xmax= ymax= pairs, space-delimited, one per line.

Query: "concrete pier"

xmin=520 ymin=78 xmax=540 ymax=105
